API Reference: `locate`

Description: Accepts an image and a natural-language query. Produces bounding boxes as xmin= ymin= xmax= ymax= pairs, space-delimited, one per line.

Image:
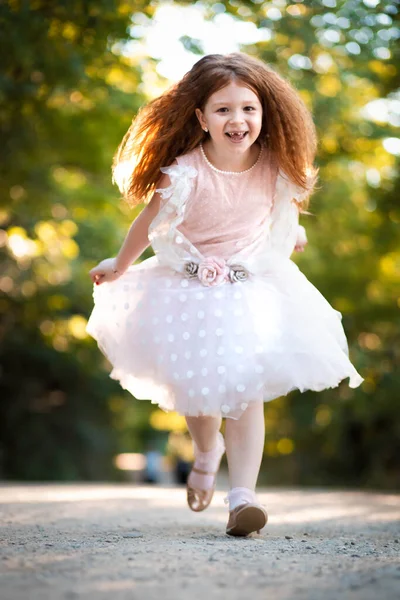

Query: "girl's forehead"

xmin=206 ymin=81 xmax=260 ymax=106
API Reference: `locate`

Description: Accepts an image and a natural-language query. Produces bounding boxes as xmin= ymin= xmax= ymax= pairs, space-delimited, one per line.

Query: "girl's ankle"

xmin=188 ymin=431 xmax=225 ymax=491
xmin=225 ymin=487 xmax=257 ymax=511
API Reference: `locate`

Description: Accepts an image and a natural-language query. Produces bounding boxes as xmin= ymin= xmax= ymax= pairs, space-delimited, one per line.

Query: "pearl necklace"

xmin=200 ymin=143 xmax=263 ymax=175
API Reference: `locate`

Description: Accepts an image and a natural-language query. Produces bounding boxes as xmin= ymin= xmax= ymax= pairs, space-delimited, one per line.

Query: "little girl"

xmin=87 ymin=53 xmax=363 ymax=537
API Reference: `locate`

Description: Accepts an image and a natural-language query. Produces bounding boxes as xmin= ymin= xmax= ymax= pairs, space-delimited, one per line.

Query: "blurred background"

xmin=0 ymin=0 xmax=399 ymax=489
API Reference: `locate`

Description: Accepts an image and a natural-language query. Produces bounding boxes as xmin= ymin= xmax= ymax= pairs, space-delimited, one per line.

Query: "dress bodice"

xmin=176 ymin=145 xmax=277 ymax=260
xmin=148 ymin=144 xmax=308 ymax=276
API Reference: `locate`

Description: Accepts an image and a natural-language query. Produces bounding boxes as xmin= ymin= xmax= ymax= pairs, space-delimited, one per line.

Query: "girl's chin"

xmin=224 ymin=139 xmax=254 ymax=153
xmin=206 ymin=135 xmax=257 ymax=153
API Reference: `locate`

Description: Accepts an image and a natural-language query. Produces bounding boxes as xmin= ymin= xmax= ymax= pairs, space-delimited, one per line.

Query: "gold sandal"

xmin=187 ymin=432 xmax=225 ymax=512
xmin=226 ymin=503 xmax=268 ymax=537
xmin=187 ymin=466 xmax=218 ymax=512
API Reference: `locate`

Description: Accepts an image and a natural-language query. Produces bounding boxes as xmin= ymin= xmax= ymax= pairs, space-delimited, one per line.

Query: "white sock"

xmin=225 ymin=487 xmax=257 ymax=511
xmin=188 ymin=431 xmax=225 ymax=491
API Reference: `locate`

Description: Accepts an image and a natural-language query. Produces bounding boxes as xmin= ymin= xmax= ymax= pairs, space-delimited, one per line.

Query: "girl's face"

xmin=195 ymin=80 xmax=263 ymax=153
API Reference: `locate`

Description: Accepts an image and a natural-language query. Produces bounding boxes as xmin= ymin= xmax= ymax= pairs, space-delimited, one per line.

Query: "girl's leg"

xmin=185 ymin=415 xmax=222 ymax=452
xmin=185 ymin=415 xmax=223 ymax=490
xmin=224 ymin=402 xmax=265 ymax=508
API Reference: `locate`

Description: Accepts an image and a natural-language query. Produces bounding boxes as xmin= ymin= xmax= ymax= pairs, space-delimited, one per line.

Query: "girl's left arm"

xmin=113 ymin=192 xmax=161 ymax=273
xmin=89 ymin=190 xmax=162 ymax=285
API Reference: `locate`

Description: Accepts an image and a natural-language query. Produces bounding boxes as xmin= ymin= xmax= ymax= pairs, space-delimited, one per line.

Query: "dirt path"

xmin=0 ymin=483 xmax=399 ymax=600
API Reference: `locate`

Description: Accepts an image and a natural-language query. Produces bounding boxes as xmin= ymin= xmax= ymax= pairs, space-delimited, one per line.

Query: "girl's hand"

xmin=294 ymin=225 xmax=308 ymax=253
xmin=89 ymin=258 xmax=123 ymax=286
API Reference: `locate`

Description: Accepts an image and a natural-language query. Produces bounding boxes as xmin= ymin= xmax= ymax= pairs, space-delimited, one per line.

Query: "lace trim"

xmin=148 ymin=164 xmax=203 ymax=271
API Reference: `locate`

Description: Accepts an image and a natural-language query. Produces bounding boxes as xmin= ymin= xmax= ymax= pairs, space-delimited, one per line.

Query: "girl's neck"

xmin=201 ymin=141 xmax=261 ymax=173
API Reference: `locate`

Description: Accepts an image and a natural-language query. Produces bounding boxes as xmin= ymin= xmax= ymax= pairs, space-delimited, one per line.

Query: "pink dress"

xmin=86 ymin=144 xmax=363 ymax=419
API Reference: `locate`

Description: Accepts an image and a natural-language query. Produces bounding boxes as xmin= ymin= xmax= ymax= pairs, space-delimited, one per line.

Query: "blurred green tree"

xmin=0 ymin=0 xmax=157 ymax=479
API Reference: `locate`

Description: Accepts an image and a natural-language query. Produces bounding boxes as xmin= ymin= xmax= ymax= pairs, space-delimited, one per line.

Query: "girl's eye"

xmin=216 ymin=106 xmax=256 ymax=113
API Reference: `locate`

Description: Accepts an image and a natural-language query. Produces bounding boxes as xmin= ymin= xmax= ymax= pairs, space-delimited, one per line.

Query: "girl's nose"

xmin=229 ymin=112 xmax=245 ymax=125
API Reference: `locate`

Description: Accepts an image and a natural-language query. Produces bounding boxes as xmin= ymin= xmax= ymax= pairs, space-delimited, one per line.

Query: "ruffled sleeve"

xmin=148 ymin=163 xmax=201 ymax=271
xmin=288 ymin=174 xmax=311 ymax=249
xmin=291 ymin=181 xmax=310 ymax=205
xmin=156 ymin=164 xmax=197 ymax=206
xmin=269 ymin=170 xmax=303 ymax=257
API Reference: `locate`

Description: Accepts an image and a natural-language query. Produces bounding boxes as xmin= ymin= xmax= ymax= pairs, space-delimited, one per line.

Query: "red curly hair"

xmin=113 ymin=53 xmax=318 ymax=210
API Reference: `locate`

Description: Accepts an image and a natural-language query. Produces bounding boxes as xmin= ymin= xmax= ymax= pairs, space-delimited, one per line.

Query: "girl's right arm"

xmin=294 ymin=224 xmax=308 ymax=252
xmin=89 ymin=173 xmax=169 ymax=285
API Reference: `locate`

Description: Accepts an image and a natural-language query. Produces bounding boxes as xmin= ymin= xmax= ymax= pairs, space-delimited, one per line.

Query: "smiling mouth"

xmin=226 ymin=132 xmax=248 ymax=140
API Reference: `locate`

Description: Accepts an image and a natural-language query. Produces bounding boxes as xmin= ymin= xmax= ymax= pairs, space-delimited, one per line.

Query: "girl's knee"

xmin=240 ymin=401 xmax=264 ymax=417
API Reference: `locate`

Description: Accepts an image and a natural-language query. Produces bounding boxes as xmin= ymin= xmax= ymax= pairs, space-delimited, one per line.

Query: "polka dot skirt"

xmin=87 ymin=257 xmax=364 ymax=420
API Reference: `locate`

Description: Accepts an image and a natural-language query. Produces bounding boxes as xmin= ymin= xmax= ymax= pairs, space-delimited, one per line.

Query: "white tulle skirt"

xmin=86 ymin=255 xmax=363 ymax=420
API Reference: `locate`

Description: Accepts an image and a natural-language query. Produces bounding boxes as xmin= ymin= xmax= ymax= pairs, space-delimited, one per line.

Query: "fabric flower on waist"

xmin=228 ymin=265 xmax=248 ymax=283
xmin=198 ymin=257 xmax=229 ymax=287
xmin=184 ymin=257 xmax=249 ymax=287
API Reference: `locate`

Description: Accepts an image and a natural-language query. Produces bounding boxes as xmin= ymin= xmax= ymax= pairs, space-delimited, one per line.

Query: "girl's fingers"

xmin=94 ymin=274 xmax=105 ymax=286
xmin=91 ymin=272 xmax=104 ymax=282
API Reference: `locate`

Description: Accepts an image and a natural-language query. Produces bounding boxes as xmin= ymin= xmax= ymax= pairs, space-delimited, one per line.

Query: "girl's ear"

xmin=195 ymin=108 xmax=207 ymax=131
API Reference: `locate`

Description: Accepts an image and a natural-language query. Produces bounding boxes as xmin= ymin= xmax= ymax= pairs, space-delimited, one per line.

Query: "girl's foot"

xmin=187 ymin=431 xmax=225 ymax=512
xmin=225 ymin=487 xmax=268 ymax=536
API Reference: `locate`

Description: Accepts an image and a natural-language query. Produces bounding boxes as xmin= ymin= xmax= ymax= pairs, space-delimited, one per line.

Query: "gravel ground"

xmin=0 ymin=482 xmax=399 ymax=600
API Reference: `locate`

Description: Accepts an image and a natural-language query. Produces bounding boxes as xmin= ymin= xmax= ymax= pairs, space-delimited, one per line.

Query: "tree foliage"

xmin=0 ymin=0 xmax=154 ymax=479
